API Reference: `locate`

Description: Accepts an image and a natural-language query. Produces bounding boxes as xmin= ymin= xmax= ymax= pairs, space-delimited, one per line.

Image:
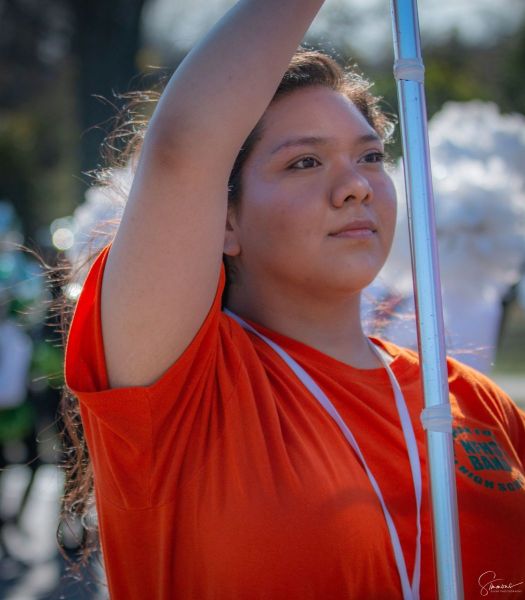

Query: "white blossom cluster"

xmin=382 ymin=101 xmax=525 ymax=298
xmin=368 ymin=102 xmax=525 ymax=371
xmin=54 ymin=167 xmax=131 ymax=297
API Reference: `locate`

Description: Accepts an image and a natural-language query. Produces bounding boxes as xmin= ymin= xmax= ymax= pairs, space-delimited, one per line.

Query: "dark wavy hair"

xmin=58 ymin=48 xmax=395 ymax=572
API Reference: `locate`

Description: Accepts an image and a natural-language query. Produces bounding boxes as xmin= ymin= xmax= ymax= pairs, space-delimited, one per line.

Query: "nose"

xmin=330 ymin=165 xmax=372 ymax=208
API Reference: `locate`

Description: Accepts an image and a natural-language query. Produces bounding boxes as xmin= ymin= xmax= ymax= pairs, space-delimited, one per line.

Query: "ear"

xmin=223 ymin=206 xmax=241 ymax=257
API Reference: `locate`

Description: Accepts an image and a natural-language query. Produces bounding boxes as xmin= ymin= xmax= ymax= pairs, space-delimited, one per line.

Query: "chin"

xmin=316 ymin=272 xmax=379 ymax=297
xmin=328 ymin=262 xmax=384 ymax=293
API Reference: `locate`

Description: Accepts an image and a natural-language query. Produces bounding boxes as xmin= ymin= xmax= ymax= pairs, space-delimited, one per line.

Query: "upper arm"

xmin=95 ymin=0 xmax=327 ymax=388
xmin=100 ymin=130 xmax=233 ymax=389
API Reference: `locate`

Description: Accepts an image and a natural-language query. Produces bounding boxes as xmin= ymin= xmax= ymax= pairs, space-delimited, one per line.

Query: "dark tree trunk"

xmin=72 ymin=0 xmax=148 ymax=176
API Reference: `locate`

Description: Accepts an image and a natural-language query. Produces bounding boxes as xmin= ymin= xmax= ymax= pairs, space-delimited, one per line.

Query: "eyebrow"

xmin=269 ymin=133 xmax=382 ymax=156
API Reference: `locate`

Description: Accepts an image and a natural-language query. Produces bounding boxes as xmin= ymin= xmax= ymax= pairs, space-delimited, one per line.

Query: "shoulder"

xmin=376 ymin=337 xmax=511 ymax=398
xmin=445 ymin=355 xmax=525 ymax=433
xmin=375 ymin=337 xmax=522 ymax=423
xmin=379 ymin=338 xmax=525 ymax=453
xmin=446 ymin=354 xmax=512 ymax=408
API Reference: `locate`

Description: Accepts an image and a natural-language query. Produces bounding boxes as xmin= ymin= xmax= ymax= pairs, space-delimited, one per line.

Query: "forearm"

xmin=148 ymin=0 xmax=326 ymax=159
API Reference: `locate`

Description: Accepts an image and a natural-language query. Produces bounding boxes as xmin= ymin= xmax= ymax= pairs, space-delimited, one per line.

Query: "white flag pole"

xmin=389 ymin=1 xmax=464 ymax=597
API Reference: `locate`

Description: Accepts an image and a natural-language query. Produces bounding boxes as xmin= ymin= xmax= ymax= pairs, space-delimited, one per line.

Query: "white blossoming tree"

xmin=364 ymin=101 xmax=525 ymax=373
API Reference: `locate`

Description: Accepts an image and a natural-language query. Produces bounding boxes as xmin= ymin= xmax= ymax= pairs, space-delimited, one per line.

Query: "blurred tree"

xmin=72 ymin=0 xmax=149 ymax=175
xmin=0 ymin=0 xmax=72 ymax=108
xmin=0 ymin=0 xmax=151 ymax=238
xmin=501 ymin=21 xmax=525 ymax=114
xmin=423 ymin=35 xmax=491 ymax=115
xmin=0 ymin=0 xmax=524 ymax=238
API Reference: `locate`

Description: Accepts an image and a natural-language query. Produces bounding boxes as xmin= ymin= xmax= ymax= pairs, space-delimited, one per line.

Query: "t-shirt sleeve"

xmin=449 ymin=357 xmax=525 ymax=466
xmin=65 ymin=245 xmax=225 ymax=396
xmin=64 ymin=246 xmax=229 ymax=508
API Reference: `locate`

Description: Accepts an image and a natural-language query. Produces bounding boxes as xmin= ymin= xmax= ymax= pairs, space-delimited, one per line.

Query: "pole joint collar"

xmin=420 ymin=404 xmax=453 ymax=433
xmin=394 ymin=58 xmax=425 ymax=82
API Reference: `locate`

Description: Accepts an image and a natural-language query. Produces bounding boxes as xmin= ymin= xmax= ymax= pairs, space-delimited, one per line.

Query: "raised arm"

xmin=100 ymin=0 xmax=326 ymax=388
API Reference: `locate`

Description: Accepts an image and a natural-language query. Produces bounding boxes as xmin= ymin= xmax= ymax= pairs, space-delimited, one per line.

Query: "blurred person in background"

xmin=0 ymin=200 xmax=35 ymax=580
xmin=0 ymin=200 xmax=64 ymax=590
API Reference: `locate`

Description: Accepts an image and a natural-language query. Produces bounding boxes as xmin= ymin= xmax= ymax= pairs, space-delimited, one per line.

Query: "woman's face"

xmin=225 ymin=86 xmax=397 ymax=300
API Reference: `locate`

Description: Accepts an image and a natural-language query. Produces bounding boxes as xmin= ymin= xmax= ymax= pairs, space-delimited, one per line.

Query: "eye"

xmin=361 ymin=151 xmax=385 ymax=164
xmin=289 ymin=156 xmax=321 ymax=170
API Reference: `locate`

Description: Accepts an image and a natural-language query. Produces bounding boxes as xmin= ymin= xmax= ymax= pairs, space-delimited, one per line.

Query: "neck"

xmin=226 ymin=277 xmax=383 ymax=369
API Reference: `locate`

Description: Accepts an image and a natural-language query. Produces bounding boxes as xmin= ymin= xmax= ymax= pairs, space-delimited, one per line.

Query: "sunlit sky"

xmin=144 ymin=0 xmax=525 ymax=62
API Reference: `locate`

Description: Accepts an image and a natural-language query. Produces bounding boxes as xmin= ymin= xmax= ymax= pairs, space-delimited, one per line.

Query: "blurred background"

xmin=0 ymin=0 xmax=524 ymax=597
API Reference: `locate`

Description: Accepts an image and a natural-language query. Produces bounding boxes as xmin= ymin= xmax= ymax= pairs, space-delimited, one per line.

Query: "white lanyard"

xmin=225 ymin=309 xmax=422 ymax=600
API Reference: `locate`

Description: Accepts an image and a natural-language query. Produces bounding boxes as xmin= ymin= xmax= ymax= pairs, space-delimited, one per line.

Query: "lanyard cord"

xmin=224 ymin=309 xmax=422 ymax=600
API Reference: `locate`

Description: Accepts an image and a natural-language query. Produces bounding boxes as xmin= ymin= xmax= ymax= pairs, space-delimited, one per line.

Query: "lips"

xmin=329 ymin=219 xmax=378 ymax=237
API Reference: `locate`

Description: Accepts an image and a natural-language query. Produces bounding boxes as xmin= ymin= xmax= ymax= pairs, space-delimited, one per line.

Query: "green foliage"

xmin=0 ymin=67 xmax=81 ymax=240
xmin=31 ymin=339 xmax=64 ymax=389
xmin=0 ymin=8 xmax=524 ymax=242
xmin=500 ymin=21 xmax=525 ymax=114
xmin=0 ymin=403 xmax=35 ymax=442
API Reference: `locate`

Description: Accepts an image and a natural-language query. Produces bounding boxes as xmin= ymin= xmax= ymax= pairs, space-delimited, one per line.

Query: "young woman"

xmin=64 ymin=1 xmax=525 ymax=598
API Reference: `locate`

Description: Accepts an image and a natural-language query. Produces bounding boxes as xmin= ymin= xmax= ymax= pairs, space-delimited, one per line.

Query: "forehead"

xmin=256 ymin=86 xmax=378 ymax=154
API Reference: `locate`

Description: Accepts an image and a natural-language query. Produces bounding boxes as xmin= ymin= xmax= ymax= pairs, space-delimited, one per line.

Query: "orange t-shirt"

xmin=65 ymin=246 xmax=525 ymax=600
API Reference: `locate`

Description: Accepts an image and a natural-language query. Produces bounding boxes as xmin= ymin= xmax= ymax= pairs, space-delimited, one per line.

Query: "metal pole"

xmin=389 ymin=1 xmax=464 ymax=598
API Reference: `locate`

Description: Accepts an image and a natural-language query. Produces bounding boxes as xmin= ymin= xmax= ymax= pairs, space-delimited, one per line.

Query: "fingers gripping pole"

xmin=389 ymin=1 xmax=464 ymax=598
